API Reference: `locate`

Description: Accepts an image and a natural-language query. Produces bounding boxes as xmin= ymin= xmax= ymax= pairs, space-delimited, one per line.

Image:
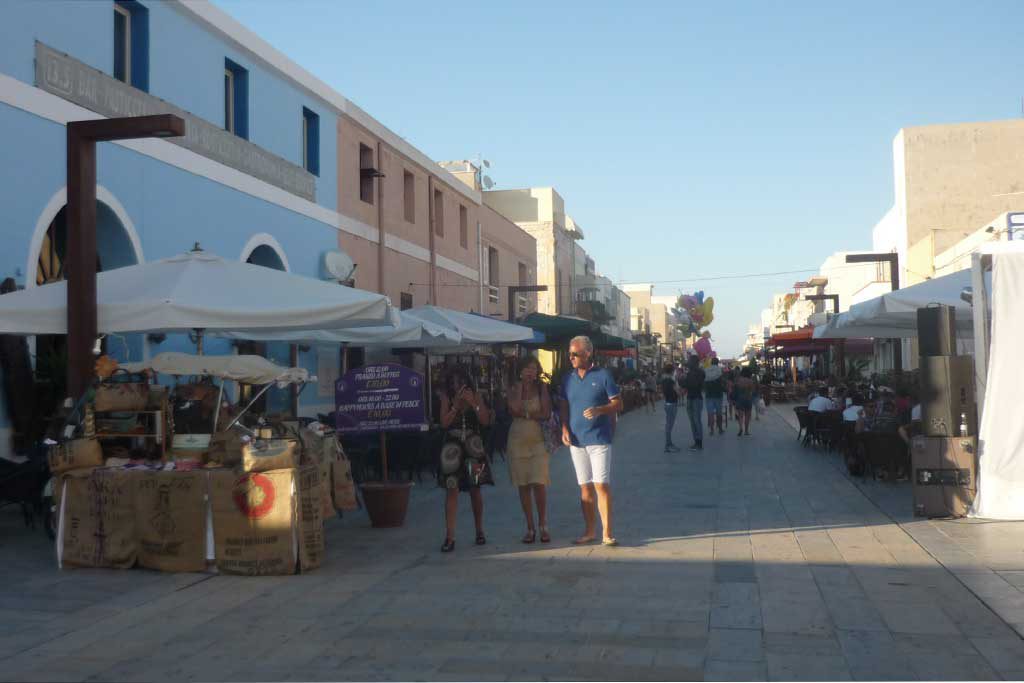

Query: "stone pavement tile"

xmin=836 ymin=630 xmax=918 ymax=681
xmin=819 ymin=589 xmax=889 ymax=632
xmin=711 ymin=582 xmax=761 ymax=629
xmin=765 ymin=653 xmax=852 ymax=681
xmin=715 ymin=562 xmax=757 ymax=583
xmin=968 ymin=636 xmax=1024 ymax=675
xmin=708 ymin=627 xmax=763 ymax=662
xmin=704 ymin=658 xmax=768 ymax=681
xmin=763 ymin=632 xmax=843 ymax=656
xmin=760 ymin=596 xmax=834 ymax=637
xmin=875 ymin=600 xmax=962 ymax=635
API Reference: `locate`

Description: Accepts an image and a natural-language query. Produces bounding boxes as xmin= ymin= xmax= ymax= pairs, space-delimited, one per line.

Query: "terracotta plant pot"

xmin=360 ymin=481 xmax=413 ymax=528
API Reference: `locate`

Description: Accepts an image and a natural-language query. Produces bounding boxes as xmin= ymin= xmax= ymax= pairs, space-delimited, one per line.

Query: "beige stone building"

xmin=483 ymin=188 xmax=584 ymax=315
xmin=872 ymin=119 xmax=1024 ymax=286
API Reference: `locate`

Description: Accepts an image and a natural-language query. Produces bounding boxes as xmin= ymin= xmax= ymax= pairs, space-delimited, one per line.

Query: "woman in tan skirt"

xmin=507 ymin=356 xmax=553 ymax=543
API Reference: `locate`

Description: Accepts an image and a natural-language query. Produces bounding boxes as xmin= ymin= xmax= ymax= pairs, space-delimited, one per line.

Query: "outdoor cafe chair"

xmin=794 ymin=406 xmax=811 ymax=442
xmin=814 ymin=410 xmax=844 ymax=452
xmin=857 ymin=432 xmax=910 ymax=482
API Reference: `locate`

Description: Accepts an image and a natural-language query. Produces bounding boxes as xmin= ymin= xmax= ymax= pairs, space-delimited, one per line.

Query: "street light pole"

xmin=66 ymin=114 xmax=185 ymax=400
xmin=804 ymin=293 xmax=843 ymax=376
xmin=845 ymin=252 xmax=901 ymax=372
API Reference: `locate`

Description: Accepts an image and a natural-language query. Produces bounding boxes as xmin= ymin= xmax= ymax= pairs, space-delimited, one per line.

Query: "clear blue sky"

xmin=215 ymin=0 xmax=1023 ymax=355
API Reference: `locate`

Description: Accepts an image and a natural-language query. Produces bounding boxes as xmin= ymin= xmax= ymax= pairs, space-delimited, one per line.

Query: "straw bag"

xmin=241 ymin=439 xmax=298 ymax=473
xmin=94 ymin=369 xmax=149 ymax=412
xmin=48 ymin=438 xmax=104 ymax=474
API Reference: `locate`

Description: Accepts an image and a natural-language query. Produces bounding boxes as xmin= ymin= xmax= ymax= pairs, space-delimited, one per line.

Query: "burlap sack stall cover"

xmin=210 ymin=468 xmax=296 ymax=576
xmin=49 ymin=438 xmax=104 ymax=474
xmin=61 ymin=468 xmax=138 ymax=569
xmin=333 ymin=455 xmax=359 ymax=512
xmin=208 ymin=430 xmax=244 ymax=466
xmin=93 ymin=371 xmax=150 ymax=412
xmin=297 ymin=465 xmax=325 ymax=571
xmin=241 ymin=439 xmax=297 ymax=473
xmin=134 ymin=470 xmax=208 ymax=572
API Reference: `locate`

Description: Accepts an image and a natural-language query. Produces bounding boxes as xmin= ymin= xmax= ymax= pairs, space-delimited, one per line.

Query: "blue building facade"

xmin=0 ymin=0 xmax=349 ymax=451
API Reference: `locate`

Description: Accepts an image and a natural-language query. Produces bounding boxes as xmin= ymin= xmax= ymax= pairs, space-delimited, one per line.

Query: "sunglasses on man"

xmin=569 ymin=351 xmax=587 ymax=359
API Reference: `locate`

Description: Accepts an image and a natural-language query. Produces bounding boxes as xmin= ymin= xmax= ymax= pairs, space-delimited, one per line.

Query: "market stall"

xmin=51 ymin=352 xmax=356 ymax=575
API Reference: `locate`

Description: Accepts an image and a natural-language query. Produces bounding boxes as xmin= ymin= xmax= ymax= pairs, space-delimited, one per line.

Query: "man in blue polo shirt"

xmin=559 ymin=335 xmax=622 ymax=546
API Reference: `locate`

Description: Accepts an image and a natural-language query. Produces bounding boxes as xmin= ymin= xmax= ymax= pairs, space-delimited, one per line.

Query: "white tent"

xmin=403 ymin=305 xmax=534 ymax=344
xmin=0 ymin=250 xmax=397 ymax=334
xmin=217 ymin=311 xmax=462 ymax=347
xmin=121 ymin=352 xmax=309 ymax=385
xmin=813 ymin=268 xmax=983 ymax=340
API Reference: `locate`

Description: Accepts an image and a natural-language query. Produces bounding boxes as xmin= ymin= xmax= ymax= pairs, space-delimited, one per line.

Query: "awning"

xmin=0 ymin=249 xmax=397 ymax=335
xmin=594 ymin=332 xmax=637 ymax=350
xmin=812 ymin=268 xmax=986 ymax=340
xmin=769 ymin=327 xmax=814 ymax=345
xmin=597 ymin=349 xmax=635 ymax=357
xmin=403 ymin=305 xmax=534 ymax=343
xmin=122 ymin=352 xmax=309 ymax=385
xmin=518 ymin=312 xmax=597 ymax=341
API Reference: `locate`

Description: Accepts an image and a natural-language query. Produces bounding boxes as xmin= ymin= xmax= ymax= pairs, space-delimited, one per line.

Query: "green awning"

xmin=594 ymin=332 xmax=637 ymax=350
xmin=518 ymin=313 xmax=597 ymax=342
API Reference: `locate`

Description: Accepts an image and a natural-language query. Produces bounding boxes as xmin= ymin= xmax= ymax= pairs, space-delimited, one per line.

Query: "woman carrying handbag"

xmin=506 ymin=357 xmax=553 ymax=544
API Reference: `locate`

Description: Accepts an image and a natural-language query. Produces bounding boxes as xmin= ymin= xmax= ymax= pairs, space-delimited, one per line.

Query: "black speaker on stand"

xmin=912 ymin=305 xmax=978 ymax=517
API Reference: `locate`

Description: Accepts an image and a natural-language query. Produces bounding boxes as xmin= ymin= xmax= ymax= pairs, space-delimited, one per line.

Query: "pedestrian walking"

xmin=682 ymin=354 xmax=705 ymax=451
xmin=644 ymin=372 xmax=658 ymax=414
xmin=559 ymin=336 xmax=622 ymax=546
xmin=437 ymin=366 xmax=493 ymax=553
xmin=704 ymin=357 xmax=725 ymax=436
xmin=660 ymin=363 xmax=680 ymax=452
xmin=734 ymin=367 xmax=755 ymax=436
xmin=506 ymin=356 xmax=552 ymax=544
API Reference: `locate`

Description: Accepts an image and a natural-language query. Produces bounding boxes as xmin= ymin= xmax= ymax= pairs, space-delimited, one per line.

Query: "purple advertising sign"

xmin=334 ymin=363 xmax=427 ymax=433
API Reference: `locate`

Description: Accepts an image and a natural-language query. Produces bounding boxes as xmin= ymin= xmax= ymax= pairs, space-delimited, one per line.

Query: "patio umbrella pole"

xmin=380 ymin=432 xmax=388 ymax=482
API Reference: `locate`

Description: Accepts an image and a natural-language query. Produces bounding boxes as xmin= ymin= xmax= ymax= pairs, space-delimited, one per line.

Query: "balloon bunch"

xmin=671 ymin=290 xmax=715 ymax=336
xmin=692 ymin=331 xmax=717 ymax=366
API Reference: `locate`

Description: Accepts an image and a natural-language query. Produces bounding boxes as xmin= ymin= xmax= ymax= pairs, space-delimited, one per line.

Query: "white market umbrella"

xmin=813 ymin=268 xmax=984 ymax=340
xmin=0 ymin=250 xmax=397 ymax=335
xmin=403 ymin=305 xmax=534 ymax=344
xmin=217 ymin=310 xmax=462 ymax=347
xmin=121 ymin=352 xmax=309 ymax=385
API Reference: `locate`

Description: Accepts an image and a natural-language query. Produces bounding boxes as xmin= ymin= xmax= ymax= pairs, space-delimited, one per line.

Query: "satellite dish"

xmin=322 ymin=249 xmax=356 ymax=281
xmin=483 ymin=176 xmax=494 ymax=189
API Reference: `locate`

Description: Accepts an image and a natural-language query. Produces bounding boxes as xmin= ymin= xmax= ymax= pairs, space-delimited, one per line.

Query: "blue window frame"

xmin=224 ymin=58 xmax=249 ymax=139
xmin=114 ymin=0 xmax=149 ymax=92
xmin=302 ymin=107 xmax=320 ymax=176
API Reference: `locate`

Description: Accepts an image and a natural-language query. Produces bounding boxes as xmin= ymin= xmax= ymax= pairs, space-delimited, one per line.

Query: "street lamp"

xmin=67 ymin=114 xmax=186 ymax=399
xmin=506 ymin=285 xmax=548 ymax=322
xmin=845 ymin=252 xmax=901 ymax=372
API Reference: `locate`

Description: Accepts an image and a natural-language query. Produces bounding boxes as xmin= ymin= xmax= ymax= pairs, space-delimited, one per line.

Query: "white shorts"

xmin=570 ymin=444 xmax=612 ymax=485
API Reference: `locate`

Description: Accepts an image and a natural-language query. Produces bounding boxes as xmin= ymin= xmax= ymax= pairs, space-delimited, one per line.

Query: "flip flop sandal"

xmin=441 ymin=538 xmax=455 ymax=553
xmin=573 ymin=536 xmax=596 ymax=545
xmin=602 ymin=538 xmax=619 ymax=547
xmin=540 ymin=528 xmax=551 ymax=543
xmin=475 ymin=532 xmax=487 ymax=546
xmin=522 ymin=530 xmax=536 ymax=544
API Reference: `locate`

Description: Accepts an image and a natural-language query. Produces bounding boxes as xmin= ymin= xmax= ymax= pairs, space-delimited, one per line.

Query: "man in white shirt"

xmin=808 ymin=390 xmax=835 ymax=413
xmin=842 ymin=394 xmax=865 ymax=422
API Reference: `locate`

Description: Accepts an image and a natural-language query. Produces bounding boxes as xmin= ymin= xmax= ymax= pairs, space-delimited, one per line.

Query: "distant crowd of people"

xmin=802 ymin=381 xmax=921 ymax=443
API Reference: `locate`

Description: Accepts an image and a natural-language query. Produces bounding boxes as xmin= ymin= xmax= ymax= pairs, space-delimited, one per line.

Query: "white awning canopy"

xmin=217 ymin=311 xmax=462 ymax=347
xmin=403 ymin=305 xmax=534 ymax=343
xmin=121 ymin=352 xmax=309 ymax=385
xmin=0 ymin=250 xmax=397 ymax=335
xmin=813 ymin=268 xmax=984 ymax=340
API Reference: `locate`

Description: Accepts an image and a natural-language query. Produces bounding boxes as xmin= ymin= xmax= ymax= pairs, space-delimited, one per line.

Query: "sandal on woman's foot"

xmin=573 ymin=535 xmax=596 ymax=545
xmin=441 ymin=538 xmax=455 ymax=553
xmin=475 ymin=532 xmax=487 ymax=546
xmin=521 ymin=529 xmax=536 ymax=544
xmin=602 ymin=537 xmax=619 ymax=547
xmin=540 ymin=528 xmax=551 ymax=543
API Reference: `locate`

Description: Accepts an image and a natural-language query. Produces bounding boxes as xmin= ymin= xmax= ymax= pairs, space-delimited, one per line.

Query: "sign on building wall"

xmin=334 ymin=363 xmax=427 ymax=433
xmin=35 ymin=42 xmax=316 ymax=201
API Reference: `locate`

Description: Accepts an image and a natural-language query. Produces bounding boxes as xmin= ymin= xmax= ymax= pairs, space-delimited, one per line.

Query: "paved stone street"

xmin=2 ymin=405 xmax=1024 ymax=681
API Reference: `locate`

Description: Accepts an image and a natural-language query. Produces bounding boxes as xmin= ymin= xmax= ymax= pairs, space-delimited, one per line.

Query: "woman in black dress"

xmin=437 ymin=366 xmax=493 ymax=552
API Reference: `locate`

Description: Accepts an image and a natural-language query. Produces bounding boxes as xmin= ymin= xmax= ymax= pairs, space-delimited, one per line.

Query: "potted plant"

xmin=359 ymin=432 xmax=413 ymax=528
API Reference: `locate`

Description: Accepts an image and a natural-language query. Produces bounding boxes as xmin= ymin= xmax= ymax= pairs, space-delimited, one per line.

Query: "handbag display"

xmin=94 ymin=369 xmax=150 ymax=412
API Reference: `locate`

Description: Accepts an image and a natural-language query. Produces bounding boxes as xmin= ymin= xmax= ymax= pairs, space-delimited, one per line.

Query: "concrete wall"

xmin=335 ymin=115 xmax=480 ymax=311
xmin=479 ymin=205 xmax=537 ymax=319
xmin=890 ymin=120 xmax=1024 ymax=284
